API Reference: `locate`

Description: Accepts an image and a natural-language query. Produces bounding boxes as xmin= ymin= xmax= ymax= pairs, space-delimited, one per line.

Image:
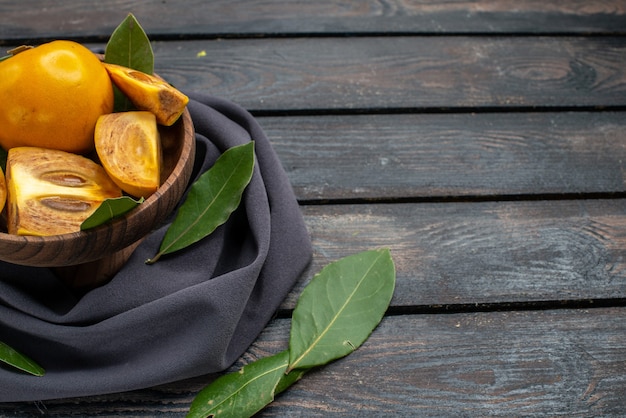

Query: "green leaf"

xmin=0 ymin=341 xmax=45 ymax=376
xmin=274 ymin=367 xmax=307 ymax=396
xmin=80 ymin=196 xmax=143 ymax=231
xmin=287 ymin=248 xmax=396 ymax=372
xmin=186 ymin=249 xmax=396 ymax=417
xmin=146 ymin=141 xmax=255 ymax=264
xmin=104 ymin=13 xmax=154 ymax=111
xmin=187 ymin=350 xmax=290 ymax=418
xmin=104 ymin=13 xmax=153 ymax=74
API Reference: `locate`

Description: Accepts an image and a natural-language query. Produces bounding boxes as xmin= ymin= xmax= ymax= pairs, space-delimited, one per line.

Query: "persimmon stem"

xmin=7 ymin=45 xmax=33 ymax=56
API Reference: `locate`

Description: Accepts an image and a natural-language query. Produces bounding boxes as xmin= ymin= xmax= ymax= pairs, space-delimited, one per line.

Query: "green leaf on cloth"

xmin=147 ymin=141 xmax=255 ymax=263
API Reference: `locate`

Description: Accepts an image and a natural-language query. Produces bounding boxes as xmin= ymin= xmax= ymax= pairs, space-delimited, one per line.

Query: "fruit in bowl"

xmin=0 ymin=40 xmax=195 ymax=288
xmin=0 ymin=40 xmax=114 ymax=154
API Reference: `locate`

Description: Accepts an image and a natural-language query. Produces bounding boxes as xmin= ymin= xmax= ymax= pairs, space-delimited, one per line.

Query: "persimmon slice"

xmin=6 ymin=147 xmax=122 ymax=236
xmin=95 ymin=111 xmax=162 ymax=199
xmin=104 ymin=63 xmax=189 ymax=126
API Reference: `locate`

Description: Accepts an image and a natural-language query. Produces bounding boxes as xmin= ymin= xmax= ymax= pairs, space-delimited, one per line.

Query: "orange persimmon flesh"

xmin=103 ymin=63 xmax=189 ymax=126
xmin=6 ymin=147 xmax=122 ymax=236
xmin=95 ymin=111 xmax=162 ymax=199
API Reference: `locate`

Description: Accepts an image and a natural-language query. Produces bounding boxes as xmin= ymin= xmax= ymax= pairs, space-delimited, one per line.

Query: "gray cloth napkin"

xmin=0 ymin=93 xmax=312 ymax=402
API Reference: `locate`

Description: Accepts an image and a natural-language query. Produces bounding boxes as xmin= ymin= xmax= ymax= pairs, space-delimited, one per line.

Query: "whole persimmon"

xmin=0 ymin=40 xmax=114 ymax=154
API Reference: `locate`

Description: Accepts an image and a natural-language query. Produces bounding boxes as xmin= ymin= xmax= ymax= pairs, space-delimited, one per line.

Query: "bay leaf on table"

xmin=186 ymin=350 xmax=291 ymax=418
xmin=186 ymin=249 xmax=396 ymax=417
xmin=287 ymin=248 xmax=396 ymax=372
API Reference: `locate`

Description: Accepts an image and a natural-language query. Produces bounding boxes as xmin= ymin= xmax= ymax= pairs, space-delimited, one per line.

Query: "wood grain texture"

xmin=259 ymin=111 xmax=626 ymax=201
xmin=5 ymin=37 xmax=625 ymax=112
xmin=3 ymin=308 xmax=624 ymax=416
xmin=142 ymin=36 xmax=626 ymax=111
xmin=280 ymin=199 xmax=626 ymax=309
xmin=1 ymin=1 xmax=625 ymax=416
xmin=1 ymin=0 xmax=624 ymax=41
xmin=260 ymin=309 xmax=626 ymax=416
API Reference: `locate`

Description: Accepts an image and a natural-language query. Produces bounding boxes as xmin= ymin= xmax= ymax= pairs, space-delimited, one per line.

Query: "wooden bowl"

xmin=0 ymin=107 xmax=196 ymax=288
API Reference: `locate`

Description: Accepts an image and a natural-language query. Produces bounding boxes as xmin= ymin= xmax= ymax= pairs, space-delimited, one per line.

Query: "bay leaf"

xmin=80 ymin=196 xmax=143 ymax=231
xmin=186 ymin=249 xmax=396 ymax=416
xmin=104 ymin=13 xmax=153 ymax=74
xmin=187 ymin=350 xmax=290 ymax=418
xmin=274 ymin=367 xmax=307 ymax=396
xmin=104 ymin=13 xmax=154 ymax=111
xmin=146 ymin=141 xmax=255 ymax=264
xmin=0 ymin=341 xmax=45 ymax=376
xmin=287 ymin=248 xmax=395 ymax=372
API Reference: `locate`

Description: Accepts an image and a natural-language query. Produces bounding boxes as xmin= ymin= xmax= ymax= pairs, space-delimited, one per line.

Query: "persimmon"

xmin=0 ymin=40 xmax=114 ymax=154
xmin=104 ymin=63 xmax=188 ymax=126
xmin=95 ymin=111 xmax=162 ymax=198
xmin=5 ymin=147 xmax=122 ymax=236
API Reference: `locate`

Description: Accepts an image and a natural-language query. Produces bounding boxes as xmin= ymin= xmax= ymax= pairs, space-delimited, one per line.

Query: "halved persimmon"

xmin=104 ymin=63 xmax=189 ymax=126
xmin=6 ymin=147 xmax=122 ymax=236
xmin=95 ymin=111 xmax=162 ymax=199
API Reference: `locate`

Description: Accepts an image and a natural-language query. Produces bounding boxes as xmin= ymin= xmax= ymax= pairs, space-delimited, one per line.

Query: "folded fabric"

xmin=0 ymin=92 xmax=312 ymax=402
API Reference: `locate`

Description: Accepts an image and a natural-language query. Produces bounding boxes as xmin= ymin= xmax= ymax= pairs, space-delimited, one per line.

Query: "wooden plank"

xmin=262 ymin=308 xmax=626 ymax=416
xmin=4 ymin=37 xmax=625 ymax=111
xmin=3 ymin=308 xmax=625 ymax=416
xmin=142 ymin=36 xmax=625 ymax=111
xmin=1 ymin=0 xmax=624 ymax=41
xmin=281 ymin=199 xmax=626 ymax=309
xmin=259 ymin=111 xmax=626 ymax=201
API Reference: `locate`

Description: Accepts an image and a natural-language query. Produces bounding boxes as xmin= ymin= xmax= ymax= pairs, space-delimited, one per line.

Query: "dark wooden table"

xmin=2 ymin=1 xmax=626 ymax=416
